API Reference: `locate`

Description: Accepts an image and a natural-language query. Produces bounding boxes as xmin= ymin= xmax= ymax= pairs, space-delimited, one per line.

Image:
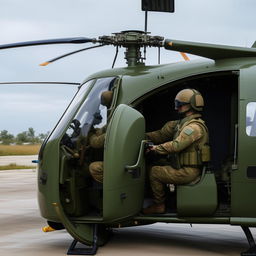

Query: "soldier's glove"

xmin=144 ymin=141 xmax=154 ymax=154
xmin=145 ymin=142 xmax=160 ymax=162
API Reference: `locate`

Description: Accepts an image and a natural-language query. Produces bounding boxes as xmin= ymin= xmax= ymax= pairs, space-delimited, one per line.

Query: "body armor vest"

xmin=173 ymin=115 xmax=210 ymax=168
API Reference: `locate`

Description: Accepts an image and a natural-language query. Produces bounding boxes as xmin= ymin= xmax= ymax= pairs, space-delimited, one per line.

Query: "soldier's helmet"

xmin=174 ymin=88 xmax=204 ymax=112
xmin=101 ymin=90 xmax=113 ymax=108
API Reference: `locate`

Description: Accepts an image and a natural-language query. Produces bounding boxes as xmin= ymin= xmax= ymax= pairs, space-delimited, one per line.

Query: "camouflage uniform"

xmin=147 ymin=113 xmax=209 ymax=204
xmin=88 ymin=127 xmax=106 ymax=183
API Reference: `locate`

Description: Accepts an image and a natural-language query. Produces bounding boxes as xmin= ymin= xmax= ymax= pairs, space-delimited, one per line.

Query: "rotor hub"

xmin=99 ymin=30 xmax=163 ymax=47
xmin=98 ymin=30 xmax=164 ymax=66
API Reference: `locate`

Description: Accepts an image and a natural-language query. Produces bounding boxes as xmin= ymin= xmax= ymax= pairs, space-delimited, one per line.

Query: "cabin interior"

xmin=134 ymin=71 xmax=239 ymax=215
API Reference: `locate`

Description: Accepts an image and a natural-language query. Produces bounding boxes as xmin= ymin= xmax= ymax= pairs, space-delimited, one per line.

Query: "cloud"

xmin=0 ymin=93 xmax=68 ymax=112
xmin=0 ymin=0 xmax=255 ymax=134
xmin=0 ymin=83 xmax=76 ymax=134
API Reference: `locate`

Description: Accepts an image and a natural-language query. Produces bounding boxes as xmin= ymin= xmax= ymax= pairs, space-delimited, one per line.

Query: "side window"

xmin=246 ymin=102 xmax=256 ymax=136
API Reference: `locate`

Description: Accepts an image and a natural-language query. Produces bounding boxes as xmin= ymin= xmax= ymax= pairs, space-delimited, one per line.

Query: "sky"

xmin=0 ymin=0 xmax=256 ymax=135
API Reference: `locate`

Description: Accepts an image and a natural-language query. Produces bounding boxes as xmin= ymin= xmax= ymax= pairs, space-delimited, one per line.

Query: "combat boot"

xmin=143 ymin=203 xmax=165 ymax=214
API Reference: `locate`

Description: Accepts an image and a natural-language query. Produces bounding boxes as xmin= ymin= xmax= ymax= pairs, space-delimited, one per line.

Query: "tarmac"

xmin=0 ymin=161 xmax=256 ymax=255
xmin=0 ymin=155 xmax=38 ymax=166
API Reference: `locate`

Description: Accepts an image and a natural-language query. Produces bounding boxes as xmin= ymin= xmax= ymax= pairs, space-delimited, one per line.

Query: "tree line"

xmin=0 ymin=128 xmax=49 ymax=145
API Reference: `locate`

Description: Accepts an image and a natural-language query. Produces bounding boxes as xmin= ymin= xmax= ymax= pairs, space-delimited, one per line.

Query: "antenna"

xmin=144 ymin=11 xmax=148 ymax=61
xmin=144 ymin=11 xmax=148 ymax=33
xmin=141 ymin=0 xmax=175 ymax=13
xmin=141 ymin=0 xmax=175 ymax=63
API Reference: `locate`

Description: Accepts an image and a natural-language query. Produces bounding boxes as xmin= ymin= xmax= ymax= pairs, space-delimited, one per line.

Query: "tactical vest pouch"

xmin=201 ymin=145 xmax=211 ymax=162
xmin=179 ymin=151 xmax=201 ymax=166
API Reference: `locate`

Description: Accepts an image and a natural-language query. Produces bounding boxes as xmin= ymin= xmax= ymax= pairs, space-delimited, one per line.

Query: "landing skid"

xmin=67 ymin=224 xmax=98 ymax=255
xmin=241 ymin=226 xmax=256 ymax=256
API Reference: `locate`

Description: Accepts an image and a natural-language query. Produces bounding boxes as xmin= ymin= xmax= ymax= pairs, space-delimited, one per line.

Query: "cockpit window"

xmin=66 ymin=77 xmax=116 ymax=138
xmin=246 ymin=102 xmax=256 ymax=136
xmin=49 ymin=79 xmax=94 ymax=141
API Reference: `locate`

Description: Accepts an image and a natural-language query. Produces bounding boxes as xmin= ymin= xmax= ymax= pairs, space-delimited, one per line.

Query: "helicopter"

xmin=1 ymin=0 xmax=256 ymax=255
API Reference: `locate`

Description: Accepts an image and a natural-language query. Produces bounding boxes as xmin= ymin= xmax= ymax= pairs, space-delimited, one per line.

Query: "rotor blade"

xmin=40 ymin=44 xmax=104 ymax=66
xmin=180 ymin=52 xmax=190 ymax=61
xmin=165 ymin=39 xmax=256 ymax=60
xmin=0 ymin=81 xmax=80 ymax=86
xmin=0 ymin=37 xmax=96 ymax=50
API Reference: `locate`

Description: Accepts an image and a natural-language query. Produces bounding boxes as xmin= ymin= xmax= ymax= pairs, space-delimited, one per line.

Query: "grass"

xmin=0 ymin=163 xmax=36 ymax=170
xmin=0 ymin=144 xmax=41 ymax=156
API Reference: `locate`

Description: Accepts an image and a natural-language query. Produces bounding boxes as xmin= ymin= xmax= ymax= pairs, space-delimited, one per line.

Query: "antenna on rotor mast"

xmin=141 ymin=0 xmax=175 ymax=63
xmin=143 ymin=11 xmax=148 ymax=61
xmin=144 ymin=11 xmax=148 ymax=33
xmin=141 ymin=0 xmax=175 ymax=13
xmin=141 ymin=0 xmax=175 ymax=33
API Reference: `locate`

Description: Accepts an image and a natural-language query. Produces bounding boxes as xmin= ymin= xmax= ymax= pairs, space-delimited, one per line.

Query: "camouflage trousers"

xmin=149 ymin=165 xmax=200 ymax=204
xmin=89 ymin=161 xmax=104 ymax=183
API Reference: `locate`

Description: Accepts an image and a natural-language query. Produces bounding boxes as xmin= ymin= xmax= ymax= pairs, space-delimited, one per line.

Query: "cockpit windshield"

xmin=60 ymin=77 xmax=117 ymax=149
xmin=66 ymin=77 xmax=116 ymax=138
xmin=47 ymin=77 xmax=117 ymax=147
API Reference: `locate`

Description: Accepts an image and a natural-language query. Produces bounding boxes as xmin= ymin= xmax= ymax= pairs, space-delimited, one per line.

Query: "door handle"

xmin=125 ymin=140 xmax=146 ymax=178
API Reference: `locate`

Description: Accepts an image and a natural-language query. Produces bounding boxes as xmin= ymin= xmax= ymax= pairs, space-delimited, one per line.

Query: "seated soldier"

xmin=143 ymin=89 xmax=210 ymax=214
xmin=88 ymin=90 xmax=113 ymax=183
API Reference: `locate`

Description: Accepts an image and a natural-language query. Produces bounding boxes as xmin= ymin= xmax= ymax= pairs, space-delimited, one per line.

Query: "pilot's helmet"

xmin=174 ymin=88 xmax=204 ymax=112
xmin=101 ymin=91 xmax=113 ymax=108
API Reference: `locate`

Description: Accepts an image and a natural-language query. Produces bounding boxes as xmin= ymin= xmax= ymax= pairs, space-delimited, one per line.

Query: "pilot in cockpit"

xmin=87 ymin=90 xmax=113 ymax=183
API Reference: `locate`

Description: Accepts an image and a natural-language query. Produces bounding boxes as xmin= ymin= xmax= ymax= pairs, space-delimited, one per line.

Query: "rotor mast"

xmin=124 ymin=44 xmax=142 ymax=67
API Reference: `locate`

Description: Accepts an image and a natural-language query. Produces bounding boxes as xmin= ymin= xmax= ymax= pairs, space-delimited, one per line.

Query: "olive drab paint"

xmin=1 ymin=8 xmax=256 ymax=254
xmin=35 ymin=53 xmax=256 ymax=254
